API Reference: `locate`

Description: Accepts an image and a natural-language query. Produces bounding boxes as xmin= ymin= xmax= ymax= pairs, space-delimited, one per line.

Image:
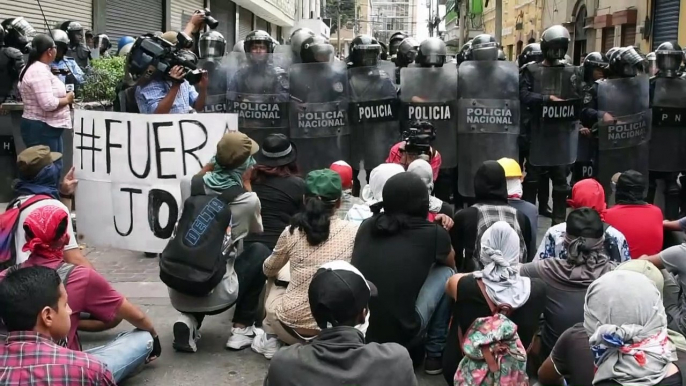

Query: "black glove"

xmin=148 ymin=335 xmax=162 ymax=361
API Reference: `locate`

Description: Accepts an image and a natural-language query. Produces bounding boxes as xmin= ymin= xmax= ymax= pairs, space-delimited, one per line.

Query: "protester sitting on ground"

xmin=0 ymin=205 xmax=160 ymax=383
xmin=5 ymin=146 xmax=91 ymax=268
xmin=169 ymin=132 xmax=270 ymax=353
xmin=0 ymin=266 xmax=116 ymax=385
xmin=520 ymin=207 xmax=616 ymax=371
xmin=605 ymin=170 xmax=663 ymax=258
xmin=451 ymin=160 xmax=533 ymax=272
xmin=539 ymin=270 xmax=686 ymax=386
xmin=535 ymin=178 xmax=630 ymax=263
xmin=640 ymin=244 xmax=686 ymax=335
xmin=407 ymin=159 xmax=454 ymax=220
xmin=442 ymin=221 xmax=546 ymax=385
xmin=244 ymin=134 xmax=304 ymax=250
xmin=346 ymin=163 xmax=404 ymax=223
xmin=351 ymin=172 xmax=455 ymax=375
xmin=497 ymin=157 xmax=538 ymax=249
xmin=265 ymin=261 xmax=419 ymax=386
xmin=330 ymin=160 xmax=364 ymax=220
xmin=255 ymin=170 xmax=360 ymax=358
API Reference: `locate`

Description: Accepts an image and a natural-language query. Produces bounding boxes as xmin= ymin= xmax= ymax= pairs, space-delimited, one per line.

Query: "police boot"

xmin=647 ymin=172 xmax=658 ymax=204
xmin=551 ymin=190 xmax=568 ymax=226
xmin=665 ymin=177 xmax=681 ymax=220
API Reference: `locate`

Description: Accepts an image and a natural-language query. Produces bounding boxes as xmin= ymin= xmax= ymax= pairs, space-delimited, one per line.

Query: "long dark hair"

xmin=289 ymin=196 xmax=336 ymax=246
xmin=19 ymin=34 xmax=55 ymax=82
xmin=249 ymin=161 xmax=300 ymax=184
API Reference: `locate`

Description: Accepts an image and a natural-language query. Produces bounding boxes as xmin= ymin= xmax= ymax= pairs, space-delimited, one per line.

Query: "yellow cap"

xmin=497 ymin=157 xmax=522 ymax=178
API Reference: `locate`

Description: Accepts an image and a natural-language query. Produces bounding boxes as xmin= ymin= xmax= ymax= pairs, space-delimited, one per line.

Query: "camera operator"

xmin=385 ymin=120 xmax=442 ymax=181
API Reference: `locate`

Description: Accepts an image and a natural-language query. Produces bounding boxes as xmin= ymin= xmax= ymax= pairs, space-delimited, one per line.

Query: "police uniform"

xmin=51 ymin=56 xmax=85 ymax=86
xmin=0 ymin=46 xmax=25 ymax=102
xmin=67 ymin=43 xmax=91 ymax=69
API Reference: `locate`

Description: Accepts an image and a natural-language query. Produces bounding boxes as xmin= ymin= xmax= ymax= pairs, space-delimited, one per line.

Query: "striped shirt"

xmin=19 ymin=62 xmax=72 ymax=129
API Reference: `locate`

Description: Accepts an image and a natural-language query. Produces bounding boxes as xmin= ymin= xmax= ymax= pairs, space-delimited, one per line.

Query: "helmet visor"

xmin=310 ymin=43 xmax=334 ymax=63
xmin=422 ymin=54 xmax=444 ymax=66
xmin=12 ymin=18 xmax=36 ymax=40
xmin=199 ymin=39 xmax=226 ymax=59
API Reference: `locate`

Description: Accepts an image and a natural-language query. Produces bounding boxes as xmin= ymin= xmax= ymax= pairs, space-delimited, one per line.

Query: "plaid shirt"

xmin=135 ymin=78 xmax=199 ymax=114
xmin=19 ymin=62 xmax=72 ymax=129
xmin=472 ymin=203 xmax=527 ymax=267
xmin=0 ymin=331 xmax=115 ymax=386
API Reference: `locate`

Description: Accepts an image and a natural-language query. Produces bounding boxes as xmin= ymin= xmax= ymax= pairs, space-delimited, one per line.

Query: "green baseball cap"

xmin=306 ymin=169 xmax=342 ymax=201
xmin=17 ymin=145 xmax=62 ymax=179
xmin=216 ymin=132 xmax=259 ymax=169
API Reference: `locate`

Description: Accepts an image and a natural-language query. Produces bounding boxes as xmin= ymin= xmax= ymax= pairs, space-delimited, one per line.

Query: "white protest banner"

xmin=73 ymin=110 xmax=238 ymax=252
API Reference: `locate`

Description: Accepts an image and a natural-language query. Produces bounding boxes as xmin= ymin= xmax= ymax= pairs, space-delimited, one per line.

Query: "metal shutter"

xmin=652 ymin=0 xmax=680 ymax=50
xmin=255 ymin=16 xmax=268 ymax=32
xmin=208 ymin=0 xmax=236 ymax=48
xmin=621 ymin=24 xmax=636 ymax=47
xmin=107 ymin=0 xmax=163 ymax=51
xmin=0 ymin=0 xmax=92 ymax=35
xmin=171 ymin=0 xmax=205 ymax=32
xmin=238 ymin=7 xmax=252 ymax=40
xmin=602 ymin=27 xmax=615 ymax=52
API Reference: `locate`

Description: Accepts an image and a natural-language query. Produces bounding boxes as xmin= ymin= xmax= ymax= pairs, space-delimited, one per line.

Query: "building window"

xmin=621 ymin=24 xmax=636 ymax=46
xmin=601 ymin=27 xmax=615 ymax=52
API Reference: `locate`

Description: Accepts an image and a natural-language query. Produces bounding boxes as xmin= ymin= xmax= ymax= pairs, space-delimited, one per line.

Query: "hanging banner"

xmin=73 ymin=110 xmax=238 ymax=252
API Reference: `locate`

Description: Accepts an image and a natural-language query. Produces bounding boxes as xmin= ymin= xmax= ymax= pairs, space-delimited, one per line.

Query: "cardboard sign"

xmin=73 ymin=110 xmax=238 ymax=252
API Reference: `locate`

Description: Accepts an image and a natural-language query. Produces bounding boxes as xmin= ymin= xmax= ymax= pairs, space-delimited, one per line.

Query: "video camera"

xmin=402 ymin=121 xmax=436 ymax=157
xmin=127 ymin=33 xmax=204 ymax=84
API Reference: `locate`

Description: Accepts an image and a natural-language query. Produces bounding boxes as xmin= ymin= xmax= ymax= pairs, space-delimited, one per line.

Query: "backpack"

xmin=0 ymin=195 xmax=52 ymax=270
xmin=454 ymin=279 xmax=529 ymax=386
xmin=159 ymin=175 xmax=245 ymax=297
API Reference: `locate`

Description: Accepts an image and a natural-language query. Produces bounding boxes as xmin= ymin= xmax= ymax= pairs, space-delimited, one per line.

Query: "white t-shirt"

xmin=13 ymin=196 xmax=79 ymax=264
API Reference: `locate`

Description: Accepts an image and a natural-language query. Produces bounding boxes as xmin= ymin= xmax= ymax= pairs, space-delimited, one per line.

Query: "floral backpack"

xmin=454 ymin=279 xmax=529 ymax=386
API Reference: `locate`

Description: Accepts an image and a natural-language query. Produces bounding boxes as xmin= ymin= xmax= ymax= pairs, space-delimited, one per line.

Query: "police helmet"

xmin=396 ymin=37 xmax=420 ymax=68
xmin=199 ymin=30 xmax=226 ymax=60
xmin=456 ymin=40 xmax=472 ymax=65
xmin=289 ymin=28 xmax=315 ymax=57
xmin=51 ymin=29 xmax=70 ymax=50
xmin=605 ymin=47 xmax=620 ymax=62
xmin=300 ymin=35 xmax=334 ymax=64
xmin=349 ymin=34 xmax=380 ymax=67
xmin=117 ymin=36 xmax=135 ymax=54
xmin=416 ymin=37 xmax=446 ymax=67
xmin=540 ymin=25 xmax=570 ymax=64
xmin=582 ymin=51 xmax=608 ymax=83
xmin=609 ymin=46 xmax=645 ymax=78
xmin=656 ymin=41 xmax=683 ymax=77
xmin=378 ymin=41 xmax=388 ymax=60
xmin=95 ymin=34 xmax=111 ymax=51
xmin=0 ymin=25 xmax=5 ymax=47
xmin=59 ymin=21 xmax=84 ymax=42
xmin=2 ymin=17 xmax=36 ymax=50
xmin=389 ymin=31 xmax=407 ymax=56
xmin=244 ymin=30 xmax=274 ymax=53
xmin=233 ymin=39 xmax=245 ymax=53
xmin=118 ymin=42 xmax=133 ymax=57
xmin=468 ymin=34 xmax=498 ymax=61
xmin=518 ymin=43 xmax=543 ymax=67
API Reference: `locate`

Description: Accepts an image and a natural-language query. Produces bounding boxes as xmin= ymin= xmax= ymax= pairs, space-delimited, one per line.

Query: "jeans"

xmin=85 ymin=330 xmax=153 ymax=383
xmin=415 ymin=264 xmax=455 ymax=358
xmin=20 ymin=118 xmax=64 ymax=170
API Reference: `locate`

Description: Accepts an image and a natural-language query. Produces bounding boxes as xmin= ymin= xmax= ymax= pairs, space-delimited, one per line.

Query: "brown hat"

xmin=17 ymin=146 xmax=62 ymax=179
xmin=216 ymin=132 xmax=259 ymax=169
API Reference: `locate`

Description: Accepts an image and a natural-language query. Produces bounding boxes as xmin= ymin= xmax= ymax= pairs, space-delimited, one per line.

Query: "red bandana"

xmin=22 ymin=204 xmax=70 ymax=261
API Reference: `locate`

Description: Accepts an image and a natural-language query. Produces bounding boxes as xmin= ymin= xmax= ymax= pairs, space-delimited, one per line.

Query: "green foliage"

xmin=80 ymin=56 xmax=126 ymax=103
xmin=325 ymin=0 xmax=356 ymax=34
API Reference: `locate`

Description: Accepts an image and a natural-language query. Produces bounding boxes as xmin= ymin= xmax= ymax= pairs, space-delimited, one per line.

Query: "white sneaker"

xmin=251 ymin=328 xmax=282 ymax=359
xmin=226 ymin=325 xmax=257 ymax=350
xmin=173 ymin=314 xmax=201 ymax=353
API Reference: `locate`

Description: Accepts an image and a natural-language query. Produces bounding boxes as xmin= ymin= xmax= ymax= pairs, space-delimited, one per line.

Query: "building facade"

xmin=483 ymin=0 xmax=542 ymax=60
xmin=370 ymin=0 xmax=418 ymax=44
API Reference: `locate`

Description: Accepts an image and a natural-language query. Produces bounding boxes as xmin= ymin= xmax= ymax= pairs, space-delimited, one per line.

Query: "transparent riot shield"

xmin=457 ymin=61 xmax=520 ymax=197
xmin=399 ymin=65 xmax=458 ymax=168
xmin=198 ymin=59 xmax=228 ymax=113
xmin=529 ymin=65 xmax=582 ymax=166
xmin=289 ymin=61 xmax=350 ymax=173
xmin=650 ymin=77 xmax=686 ymax=172
xmin=348 ymin=64 xmax=400 ymax=171
xmin=224 ymin=52 xmax=291 ymax=145
xmin=597 ymin=75 xmax=652 ymax=198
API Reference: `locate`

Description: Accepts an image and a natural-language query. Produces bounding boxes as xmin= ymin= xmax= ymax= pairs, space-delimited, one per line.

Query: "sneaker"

xmin=424 ymin=356 xmax=443 ymax=375
xmin=226 ymin=325 xmax=257 ymax=350
xmin=173 ymin=315 xmax=200 ymax=353
xmin=251 ymin=328 xmax=282 ymax=359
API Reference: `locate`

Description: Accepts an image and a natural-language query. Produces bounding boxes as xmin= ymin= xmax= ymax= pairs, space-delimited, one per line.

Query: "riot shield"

xmin=529 ymin=66 xmax=582 ymax=166
xmin=289 ymin=61 xmax=350 ymax=172
xmin=597 ymin=75 xmax=651 ymax=198
xmin=457 ymin=61 xmax=520 ymax=197
xmin=225 ymin=52 xmax=291 ymax=146
xmin=399 ymin=66 xmax=458 ymax=168
xmin=650 ymin=77 xmax=686 ymax=172
xmin=348 ymin=64 xmax=400 ymax=171
xmin=199 ymin=59 xmax=229 ymax=113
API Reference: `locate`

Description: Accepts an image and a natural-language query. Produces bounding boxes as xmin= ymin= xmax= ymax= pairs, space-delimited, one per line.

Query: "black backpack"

xmin=159 ymin=175 xmax=245 ymax=297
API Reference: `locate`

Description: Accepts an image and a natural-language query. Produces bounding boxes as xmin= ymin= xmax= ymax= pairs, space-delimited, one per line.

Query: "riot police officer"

xmin=1 ymin=17 xmax=34 ymax=53
xmin=59 ymin=21 xmax=91 ymax=69
xmin=94 ymin=34 xmax=111 ymax=58
xmin=0 ymin=24 xmax=25 ymax=103
xmin=465 ymin=34 xmax=498 ymax=61
xmin=520 ymin=25 xmax=579 ymax=225
xmin=287 ymin=27 xmax=315 ymax=63
xmin=394 ymin=37 xmax=419 ymax=83
xmin=388 ymin=31 xmax=407 ymax=60
xmin=50 ymin=29 xmax=84 ymax=87
xmin=517 ymin=43 xmax=543 ymax=67
xmin=198 ymin=30 xmax=227 ymax=106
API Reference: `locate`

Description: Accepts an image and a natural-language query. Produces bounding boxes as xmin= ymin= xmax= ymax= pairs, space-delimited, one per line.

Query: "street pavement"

xmin=78 ymin=216 xmax=552 ymax=386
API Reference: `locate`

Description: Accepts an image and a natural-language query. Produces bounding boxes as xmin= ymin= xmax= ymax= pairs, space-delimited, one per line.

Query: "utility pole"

xmin=435 ymin=0 xmax=440 ymax=37
xmin=337 ymin=4 xmax=343 ymax=55
xmin=495 ymin=0 xmax=502 ymax=43
xmin=458 ymin=0 xmax=466 ymax=47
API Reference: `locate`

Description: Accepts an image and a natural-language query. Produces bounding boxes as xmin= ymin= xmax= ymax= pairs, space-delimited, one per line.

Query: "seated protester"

xmin=351 ymin=172 xmax=456 ymax=375
xmin=535 ymin=178 xmax=630 ymax=263
xmin=5 ymin=146 xmax=91 ymax=268
xmin=451 ymin=160 xmax=533 ymax=272
xmin=169 ymin=132 xmax=270 ymax=353
xmin=244 ymin=134 xmax=305 ymax=250
xmin=254 ymin=170 xmax=360 ymax=358
xmin=520 ymin=207 xmax=616 ymax=370
xmin=497 ymin=157 xmax=538 ymax=250
xmin=346 ymin=163 xmax=404 ymax=223
xmin=442 ymin=221 xmax=546 ymax=385
xmin=538 ymin=271 xmax=686 ymax=386
xmin=0 ymin=266 xmax=115 ymax=385
xmin=605 ymin=170 xmax=663 ymax=258
xmin=330 ymin=160 xmax=364 ymax=220
xmin=265 ymin=261 xmax=418 ymax=386
xmin=0 ymin=205 xmax=159 ymax=383
xmin=640 ymin=245 xmax=686 ymax=336
xmin=407 ymin=159 xmax=454 ymax=220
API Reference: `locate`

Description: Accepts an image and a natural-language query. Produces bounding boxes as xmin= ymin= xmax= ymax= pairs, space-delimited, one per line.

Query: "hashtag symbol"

xmin=75 ymin=117 xmax=103 ymax=172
